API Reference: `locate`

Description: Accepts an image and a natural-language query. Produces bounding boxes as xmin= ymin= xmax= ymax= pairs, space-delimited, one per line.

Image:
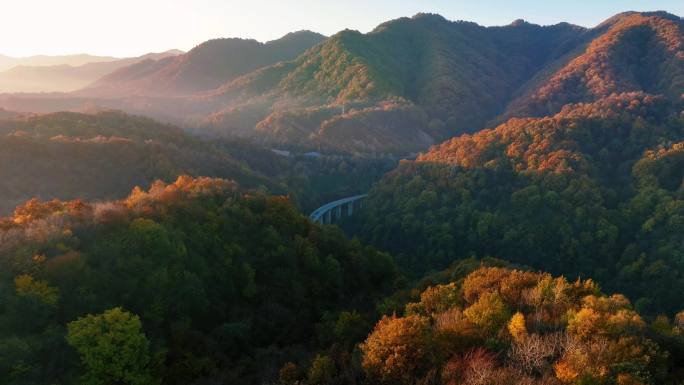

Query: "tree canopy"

xmin=0 ymin=176 xmax=398 ymax=384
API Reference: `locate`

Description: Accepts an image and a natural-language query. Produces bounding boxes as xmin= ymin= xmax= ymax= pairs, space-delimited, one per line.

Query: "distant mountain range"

xmin=80 ymin=31 xmax=326 ymax=96
xmin=0 ymin=50 xmax=183 ymax=93
xmin=0 ymin=53 xmax=119 ymax=72
xmin=0 ymin=11 xmax=681 ymax=155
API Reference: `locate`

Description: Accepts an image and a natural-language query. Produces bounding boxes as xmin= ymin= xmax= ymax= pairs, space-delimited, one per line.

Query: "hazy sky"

xmin=2 ymin=0 xmax=683 ymax=57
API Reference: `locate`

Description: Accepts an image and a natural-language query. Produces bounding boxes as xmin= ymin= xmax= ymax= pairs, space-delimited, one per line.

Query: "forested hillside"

xmin=5 ymin=199 xmax=684 ymax=385
xmin=0 ymin=177 xmax=398 ymax=384
xmin=0 ymin=111 xmax=279 ymax=214
xmin=504 ymin=12 xmax=684 ymax=118
xmin=0 ymin=110 xmax=396 ymax=215
xmin=3 ymin=12 xmax=681 ymax=155
xmin=81 ymin=31 xmax=326 ymax=97
xmin=350 ymin=11 xmax=684 ymax=315
xmin=359 ymin=266 xmax=684 ymax=385
xmin=358 ymin=90 xmax=684 ymax=314
xmin=197 ymin=14 xmax=588 ymax=153
xmin=2 ymin=9 xmax=684 ymax=385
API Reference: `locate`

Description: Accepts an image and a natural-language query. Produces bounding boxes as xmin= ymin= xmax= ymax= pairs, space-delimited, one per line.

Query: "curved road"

xmin=309 ymin=194 xmax=368 ymax=224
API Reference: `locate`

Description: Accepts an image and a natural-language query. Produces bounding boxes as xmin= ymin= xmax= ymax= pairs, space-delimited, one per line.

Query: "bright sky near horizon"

xmin=2 ymin=0 xmax=683 ymax=57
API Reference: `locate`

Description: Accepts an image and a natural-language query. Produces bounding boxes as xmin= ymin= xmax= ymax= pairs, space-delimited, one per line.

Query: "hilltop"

xmin=81 ymin=31 xmax=326 ymax=96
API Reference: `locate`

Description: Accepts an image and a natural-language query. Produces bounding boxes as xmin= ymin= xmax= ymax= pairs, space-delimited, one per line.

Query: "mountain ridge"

xmin=0 ymin=53 xmax=120 ymax=72
xmin=0 ymin=11 xmax=682 ymax=155
xmin=0 ymin=50 xmax=183 ymax=93
xmin=502 ymin=11 xmax=684 ymax=119
xmin=80 ymin=31 xmax=326 ymax=97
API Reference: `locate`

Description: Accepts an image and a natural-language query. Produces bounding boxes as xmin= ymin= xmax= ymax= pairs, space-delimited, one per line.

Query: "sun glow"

xmin=0 ymin=0 xmax=681 ymax=57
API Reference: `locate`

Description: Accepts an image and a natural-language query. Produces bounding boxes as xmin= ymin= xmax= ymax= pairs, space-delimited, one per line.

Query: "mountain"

xmin=5 ymin=11 xmax=684 ymax=385
xmin=81 ymin=31 xmax=326 ymax=96
xmin=0 ymin=55 xmax=16 ymax=72
xmin=0 ymin=53 xmax=119 ymax=72
xmin=200 ymin=11 xmax=684 ymax=154
xmin=0 ymin=107 xmax=23 ymax=119
xmin=342 ymin=11 xmax=684 ymax=312
xmin=195 ymin=14 xmax=588 ymax=153
xmin=0 ymin=110 xmax=279 ymax=214
xmin=0 ymin=50 xmax=183 ymax=93
xmin=357 ymin=89 xmax=684 ymax=314
xmin=0 ymin=12 xmax=681 ymax=156
xmin=503 ymin=11 xmax=684 ymax=119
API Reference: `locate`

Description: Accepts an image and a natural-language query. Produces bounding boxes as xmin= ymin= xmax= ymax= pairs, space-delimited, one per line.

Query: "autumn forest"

xmin=1 ymin=6 xmax=684 ymax=385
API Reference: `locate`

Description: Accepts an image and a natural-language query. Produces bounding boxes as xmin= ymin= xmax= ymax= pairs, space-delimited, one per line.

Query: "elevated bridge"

xmin=309 ymin=194 xmax=368 ymax=224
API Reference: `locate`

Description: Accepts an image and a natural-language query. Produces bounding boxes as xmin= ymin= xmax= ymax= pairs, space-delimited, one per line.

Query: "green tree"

xmin=334 ymin=311 xmax=368 ymax=347
xmin=66 ymin=307 xmax=156 ymax=385
xmin=14 ymin=275 xmax=60 ymax=306
xmin=307 ymin=355 xmax=336 ymax=385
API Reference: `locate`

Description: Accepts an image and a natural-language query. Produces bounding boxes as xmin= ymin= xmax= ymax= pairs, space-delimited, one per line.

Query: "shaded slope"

xmin=202 ymin=14 xmax=587 ymax=153
xmin=82 ymin=31 xmax=326 ymax=96
xmin=0 ymin=111 xmax=279 ymax=214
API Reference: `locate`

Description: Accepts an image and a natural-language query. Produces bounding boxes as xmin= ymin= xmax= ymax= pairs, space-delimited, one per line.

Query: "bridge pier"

xmin=309 ymin=194 xmax=368 ymax=225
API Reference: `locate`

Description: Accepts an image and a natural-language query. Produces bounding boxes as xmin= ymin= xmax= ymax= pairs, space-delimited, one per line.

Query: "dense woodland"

xmin=3 ymin=186 xmax=684 ymax=385
xmin=358 ymin=92 xmax=684 ymax=315
xmin=362 ymin=266 xmax=684 ymax=385
xmin=1 ymin=9 xmax=684 ymax=385
xmin=0 ymin=177 xmax=398 ymax=384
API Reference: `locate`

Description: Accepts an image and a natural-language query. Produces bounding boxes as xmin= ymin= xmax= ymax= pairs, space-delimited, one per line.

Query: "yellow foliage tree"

xmin=361 ymin=314 xmax=435 ymax=385
xmin=463 ymin=291 xmax=510 ymax=334
xmin=508 ymin=312 xmax=528 ymax=342
xmin=406 ymin=282 xmax=460 ymax=316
